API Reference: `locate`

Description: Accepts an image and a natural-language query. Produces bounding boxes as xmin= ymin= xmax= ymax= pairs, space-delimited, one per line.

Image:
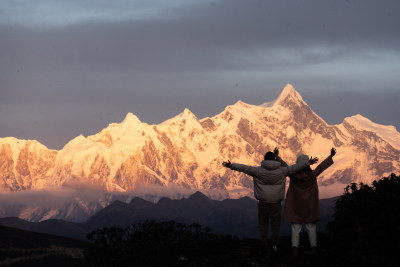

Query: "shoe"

xmin=265 ymin=249 xmax=272 ymax=259
xmin=311 ymin=246 xmax=318 ymax=255
xmin=292 ymin=246 xmax=299 ymax=257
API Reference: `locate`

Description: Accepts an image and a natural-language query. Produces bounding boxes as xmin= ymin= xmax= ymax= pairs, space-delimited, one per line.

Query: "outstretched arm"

xmin=223 ymin=160 xmax=259 ymax=176
xmin=313 ymin=147 xmax=336 ymax=177
xmin=285 ymin=156 xmax=318 ymax=176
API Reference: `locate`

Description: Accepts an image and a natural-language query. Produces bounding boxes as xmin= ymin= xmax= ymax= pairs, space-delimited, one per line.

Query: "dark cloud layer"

xmin=0 ymin=0 xmax=399 ymax=149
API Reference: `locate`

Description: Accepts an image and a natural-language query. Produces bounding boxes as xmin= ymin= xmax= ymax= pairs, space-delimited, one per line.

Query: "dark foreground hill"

xmin=85 ymin=220 xmax=339 ymax=267
xmin=0 ymin=217 xmax=89 ymax=241
xmin=0 ymin=222 xmax=331 ymax=267
xmin=0 ymin=225 xmax=88 ymax=266
xmin=0 ymin=192 xmax=337 ymax=241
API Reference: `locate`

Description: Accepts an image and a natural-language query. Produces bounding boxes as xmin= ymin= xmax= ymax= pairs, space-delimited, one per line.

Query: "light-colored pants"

xmin=291 ymin=223 xmax=317 ymax=248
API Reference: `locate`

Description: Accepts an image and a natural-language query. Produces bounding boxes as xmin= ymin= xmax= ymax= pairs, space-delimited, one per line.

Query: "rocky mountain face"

xmin=0 ymin=139 xmax=57 ymax=191
xmin=1 ymin=84 xmax=399 ymax=217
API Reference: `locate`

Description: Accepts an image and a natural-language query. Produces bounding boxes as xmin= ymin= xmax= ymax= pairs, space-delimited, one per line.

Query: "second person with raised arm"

xmin=275 ymin=147 xmax=336 ymax=256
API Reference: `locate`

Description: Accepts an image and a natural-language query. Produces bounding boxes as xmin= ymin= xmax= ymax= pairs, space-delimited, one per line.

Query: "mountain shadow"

xmin=0 ymin=191 xmax=337 ymax=242
xmin=82 ymin=191 xmax=261 ymax=239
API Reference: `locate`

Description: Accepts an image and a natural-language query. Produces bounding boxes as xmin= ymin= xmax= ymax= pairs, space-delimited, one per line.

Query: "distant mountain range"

xmin=0 ymin=191 xmax=338 ymax=241
xmin=0 ymin=83 xmax=399 ymax=222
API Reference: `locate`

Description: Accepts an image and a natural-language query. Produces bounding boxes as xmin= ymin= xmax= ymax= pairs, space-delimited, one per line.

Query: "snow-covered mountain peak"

xmin=233 ymin=100 xmax=247 ymax=107
xmin=273 ymin=83 xmax=306 ymax=107
xmin=0 ymin=137 xmax=26 ymax=153
xmin=344 ymin=114 xmax=395 ymax=132
xmin=178 ymin=108 xmax=198 ymax=119
xmin=217 ymin=102 xmax=247 ymax=121
xmin=0 ymin=137 xmax=43 ymax=147
xmin=0 ymin=136 xmax=18 ymax=145
xmin=160 ymin=108 xmax=200 ymax=128
xmin=0 ymin=137 xmax=53 ymax=155
xmin=343 ymin=114 xmax=400 ymax=149
xmin=212 ymin=100 xmax=269 ymax=127
xmin=63 ymin=134 xmax=86 ymax=150
xmin=121 ymin=112 xmax=142 ymax=126
xmin=228 ymin=100 xmax=261 ymax=113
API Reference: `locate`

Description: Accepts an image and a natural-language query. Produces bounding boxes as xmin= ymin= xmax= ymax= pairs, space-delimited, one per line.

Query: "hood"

xmin=261 ymin=160 xmax=281 ymax=170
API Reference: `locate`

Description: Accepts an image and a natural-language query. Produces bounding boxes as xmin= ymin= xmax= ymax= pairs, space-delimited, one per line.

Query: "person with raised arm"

xmin=222 ymin=150 xmax=318 ymax=254
xmin=275 ymin=147 xmax=336 ymax=256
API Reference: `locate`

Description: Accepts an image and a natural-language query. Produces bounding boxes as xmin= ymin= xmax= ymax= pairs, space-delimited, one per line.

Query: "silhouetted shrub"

xmin=327 ymin=173 xmax=400 ymax=266
xmin=85 ymin=220 xmax=242 ymax=266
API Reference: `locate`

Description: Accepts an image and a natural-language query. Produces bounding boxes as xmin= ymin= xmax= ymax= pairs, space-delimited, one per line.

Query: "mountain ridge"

xmin=0 ymin=191 xmax=339 ymax=241
xmin=1 ymin=84 xmax=399 ymax=204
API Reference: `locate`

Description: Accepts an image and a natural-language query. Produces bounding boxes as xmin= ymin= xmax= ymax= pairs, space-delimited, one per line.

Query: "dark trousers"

xmin=258 ymin=201 xmax=282 ymax=246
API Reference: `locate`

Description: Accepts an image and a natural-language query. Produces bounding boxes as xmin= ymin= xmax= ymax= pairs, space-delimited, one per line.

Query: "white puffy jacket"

xmin=231 ymin=160 xmax=310 ymax=203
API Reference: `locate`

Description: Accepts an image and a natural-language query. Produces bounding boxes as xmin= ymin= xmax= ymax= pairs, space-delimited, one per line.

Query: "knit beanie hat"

xmin=296 ymin=154 xmax=309 ymax=164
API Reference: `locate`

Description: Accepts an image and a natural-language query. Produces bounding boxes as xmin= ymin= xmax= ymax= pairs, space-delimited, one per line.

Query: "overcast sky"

xmin=1 ymin=0 xmax=399 ymax=150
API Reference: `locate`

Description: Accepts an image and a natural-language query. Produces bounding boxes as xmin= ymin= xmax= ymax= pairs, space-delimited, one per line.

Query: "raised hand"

xmin=222 ymin=160 xmax=232 ymax=168
xmin=309 ymin=156 xmax=319 ymax=165
xmin=331 ymin=147 xmax=337 ymax=157
xmin=274 ymin=147 xmax=279 ymax=158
